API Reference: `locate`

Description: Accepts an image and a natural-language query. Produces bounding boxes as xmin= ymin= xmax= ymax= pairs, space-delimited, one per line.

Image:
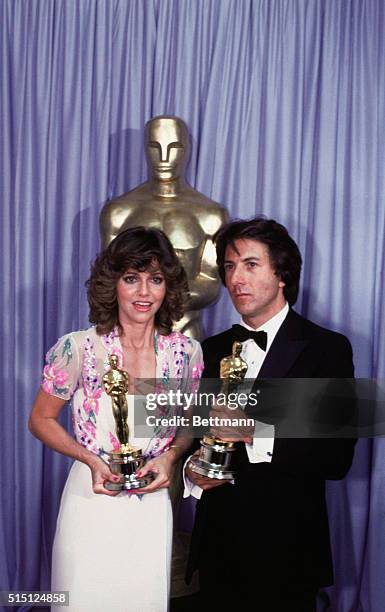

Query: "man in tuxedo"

xmin=184 ymin=217 xmax=356 ymax=612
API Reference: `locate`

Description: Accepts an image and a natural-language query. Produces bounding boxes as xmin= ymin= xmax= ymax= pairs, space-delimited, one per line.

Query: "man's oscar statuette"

xmin=189 ymin=341 xmax=248 ymax=479
xmin=102 ymin=355 xmax=153 ymax=490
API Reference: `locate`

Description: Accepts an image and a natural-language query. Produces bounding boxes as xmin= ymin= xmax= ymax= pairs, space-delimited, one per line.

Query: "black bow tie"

xmin=232 ymin=324 xmax=268 ymax=351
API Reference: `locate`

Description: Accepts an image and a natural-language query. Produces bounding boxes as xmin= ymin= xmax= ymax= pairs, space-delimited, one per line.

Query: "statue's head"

xmin=144 ymin=116 xmax=190 ymax=181
xmin=232 ymin=341 xmax=243 ymax=357
xmin=109 ymin=354 xmax=119 ymax=369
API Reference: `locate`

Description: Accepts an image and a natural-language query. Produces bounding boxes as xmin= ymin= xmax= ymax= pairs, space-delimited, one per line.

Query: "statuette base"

xmin=188 ymin=435 xmax=237 ymax=480
xmin=188 ymin=456 xmax=235 ymax=480
xmin=104 ymin=448 xmax=153 ymax=491
xmin=105 ymin=473 xmax=153 ymax=491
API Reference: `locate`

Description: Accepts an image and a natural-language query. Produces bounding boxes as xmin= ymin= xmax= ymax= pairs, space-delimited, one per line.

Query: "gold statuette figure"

xmin=102 ymin=355 xmax=152 ymax=490
xmin=102 ymin=355 xmax=130 ymax=448
xmin=189 ymin=342 xmax=248 ymax=480
xmin=99 ymin=115 xmax=229 ymax=339
xmin=220 ymin=341 xmax=248 ymax=386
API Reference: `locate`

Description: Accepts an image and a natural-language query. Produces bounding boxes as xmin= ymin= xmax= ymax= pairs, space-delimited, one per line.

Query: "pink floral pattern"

xmin=82 ymin=336 xmax=99 ymax=393
xmin=155 ymin=331 xmax=192 ymax=383
xmin=72 ymin=404 xmax=99 ymax=455
xmin=42 ymin=364 xmax=69 ymax=394
xmin=191 ymin=363 xmax=205 ymax=393
xmin=146 ymin=331 xmax=204 ymax=458
xmin=42 ymin=335 xmax=74 ymax=397
xmin=77 ymin=335 xmax=102 ymax=451
xmin=101 ymin=328 xmax=124 ymax=369
xmin=192 ymin=363 xmax=204 ymax=378
xmin=83 ymin=386 xmax=103 ymax=416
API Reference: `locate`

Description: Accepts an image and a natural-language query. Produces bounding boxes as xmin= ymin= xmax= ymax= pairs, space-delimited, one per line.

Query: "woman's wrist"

xmin=82 ymin=450 xmax=102 ymax=469
xmin=166 ymin=445 xmax=181 ymax=463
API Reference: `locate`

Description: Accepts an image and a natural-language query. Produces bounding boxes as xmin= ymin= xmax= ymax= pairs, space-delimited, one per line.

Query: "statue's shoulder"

xmin=181 ymin=187 xmax=229 ymax=228
xmin=184 ymin=186 xmax=225 ymax=210
xmin=106 ymin=183 xmax=152 ymax=207
xmin=100 ymin=186 xmax=156 ymax=241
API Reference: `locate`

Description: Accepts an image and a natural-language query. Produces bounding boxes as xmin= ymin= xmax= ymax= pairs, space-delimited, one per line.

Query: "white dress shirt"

xmin=184 ymin=302 xmax=289 ymax=500
xmin=242 ymin=302 xmax=289 ymax=462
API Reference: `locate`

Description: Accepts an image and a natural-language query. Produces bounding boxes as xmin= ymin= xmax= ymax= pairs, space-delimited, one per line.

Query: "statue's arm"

xmin=186 ymin=209 xmax=228 ymax=310
xmin=103 ymin=381 xmax=113 ymax=395
xmin=186 ymin=241 xmax=221 ymax=309
xmin=99 ymin=199 xmax=135 ymax=247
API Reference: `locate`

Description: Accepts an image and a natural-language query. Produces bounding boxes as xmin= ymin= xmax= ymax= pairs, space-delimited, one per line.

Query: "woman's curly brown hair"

xmin=86 ymin=227 xmax=189 ymax=335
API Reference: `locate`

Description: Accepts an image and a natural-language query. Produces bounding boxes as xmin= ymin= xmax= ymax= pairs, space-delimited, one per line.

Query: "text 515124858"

xmin=0 ymin=591 xmax=69 ymax=606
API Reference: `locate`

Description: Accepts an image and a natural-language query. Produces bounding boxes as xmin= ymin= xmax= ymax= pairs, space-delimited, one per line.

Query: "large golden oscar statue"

xmin=100 ymin=115 xmax=228 ymax=339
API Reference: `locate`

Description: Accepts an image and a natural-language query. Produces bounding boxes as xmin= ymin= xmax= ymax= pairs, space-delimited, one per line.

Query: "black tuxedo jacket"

xmin=187 ymin=309 xmax=356 ymax=590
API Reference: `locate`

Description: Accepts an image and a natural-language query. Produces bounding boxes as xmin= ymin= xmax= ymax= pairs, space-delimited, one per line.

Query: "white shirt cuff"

xmin=245 ymin=421 xmax=275 ymax=463
xmin=182 ymin=455 xmax=203 ymax=500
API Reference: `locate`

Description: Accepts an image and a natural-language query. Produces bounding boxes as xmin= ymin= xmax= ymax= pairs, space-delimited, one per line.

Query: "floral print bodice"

xmin=42 ymin=327 xmax=203 ymax=458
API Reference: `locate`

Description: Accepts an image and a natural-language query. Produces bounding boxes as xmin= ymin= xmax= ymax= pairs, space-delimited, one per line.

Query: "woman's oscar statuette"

xmin=188 ymin=341 xmax=248 ymax=479
xmin=102 ymin=355 xmax=153 ymax=490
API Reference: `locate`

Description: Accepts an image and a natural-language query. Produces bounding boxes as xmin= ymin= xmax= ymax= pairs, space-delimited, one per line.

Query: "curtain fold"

xmin=1 ymin=1 xmax=384 ymax=610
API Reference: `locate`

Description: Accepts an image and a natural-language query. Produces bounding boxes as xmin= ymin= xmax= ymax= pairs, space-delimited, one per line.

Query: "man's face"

xmin=224 ymin=238 xmax=286 ymax=327
xmin=145 ymin=118 xmax=188 ymax=181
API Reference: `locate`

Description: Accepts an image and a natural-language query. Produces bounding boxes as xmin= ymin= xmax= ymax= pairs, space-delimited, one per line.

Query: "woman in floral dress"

xmin=29 ymin=227 xmax=203 ymax=611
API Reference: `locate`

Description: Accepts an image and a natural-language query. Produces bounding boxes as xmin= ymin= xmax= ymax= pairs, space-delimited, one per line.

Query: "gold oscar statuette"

xmin=102 ymin=355 xmax=153 ymax=490
xmin=189 ymin=342 xmax=248 ymax=479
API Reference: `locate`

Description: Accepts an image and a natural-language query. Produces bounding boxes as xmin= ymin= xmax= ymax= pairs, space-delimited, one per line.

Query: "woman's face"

xmin=116 ymin=265 xmax=166 ymax=327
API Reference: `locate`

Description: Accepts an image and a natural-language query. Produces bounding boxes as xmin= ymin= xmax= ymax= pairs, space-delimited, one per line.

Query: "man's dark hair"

xmin=86 ymin=226 xmax=188 ymax=335
xmin=214 ymin=216 xmax=302 ymax=305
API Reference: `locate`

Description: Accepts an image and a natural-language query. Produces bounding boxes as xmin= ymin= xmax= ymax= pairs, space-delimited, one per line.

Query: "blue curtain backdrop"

xmin=1 ymin=1 xmax=384 ymax=610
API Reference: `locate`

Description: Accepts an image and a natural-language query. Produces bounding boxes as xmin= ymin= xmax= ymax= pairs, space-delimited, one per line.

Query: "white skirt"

xmin=51 ymin=461 xmax=173 ymax=612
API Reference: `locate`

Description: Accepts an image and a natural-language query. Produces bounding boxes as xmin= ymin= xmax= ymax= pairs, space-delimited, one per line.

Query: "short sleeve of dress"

xmin=42 ymin=333 xmax=80 ymax=400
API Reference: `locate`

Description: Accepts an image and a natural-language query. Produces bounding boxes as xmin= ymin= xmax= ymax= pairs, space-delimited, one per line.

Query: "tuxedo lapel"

xmin=257 ymin=309 xmax=309 ymax=378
